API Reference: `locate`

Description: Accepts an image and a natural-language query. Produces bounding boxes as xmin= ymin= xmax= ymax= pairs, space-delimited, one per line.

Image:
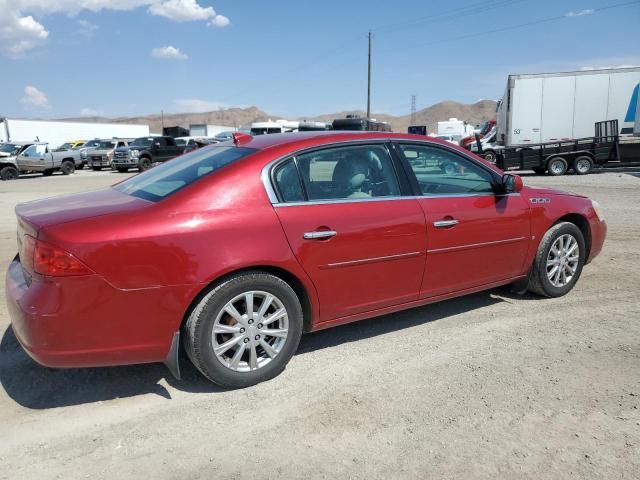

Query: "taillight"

xmin=22 ymin=235 xmax=93 ymax=276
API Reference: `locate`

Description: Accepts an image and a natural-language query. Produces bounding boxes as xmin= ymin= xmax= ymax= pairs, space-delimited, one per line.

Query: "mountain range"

xmin=60 ymin=100 xmax=498 ymax=134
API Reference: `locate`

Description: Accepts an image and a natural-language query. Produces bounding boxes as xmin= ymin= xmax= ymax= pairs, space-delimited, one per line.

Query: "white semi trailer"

xmin=0 ymin=118 xmax=150 ymax=149
xmin=496 ymin=66 xmax=640 ymax=146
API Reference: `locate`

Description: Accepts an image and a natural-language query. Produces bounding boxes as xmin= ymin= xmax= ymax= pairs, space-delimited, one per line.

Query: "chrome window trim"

xmin=260 ymin=137 xmax=509 ymax=206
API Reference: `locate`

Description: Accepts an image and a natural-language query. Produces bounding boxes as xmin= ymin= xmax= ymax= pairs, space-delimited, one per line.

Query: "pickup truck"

xmin=15 ymin=142 xmax=81 ymax=176
xmin=111 ymin=136 xmax=187 ymax=172
xmin=0 ymin=141 xmax=35 ymax=180
xmin=88 ymin=138 xmax=131 ymax=170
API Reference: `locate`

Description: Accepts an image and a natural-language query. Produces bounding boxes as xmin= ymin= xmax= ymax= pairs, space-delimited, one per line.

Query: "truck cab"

xmin=112 ymin=136 xmax=187 ymax=172
xmin=0 ymin=142 xmax=34 ymax=180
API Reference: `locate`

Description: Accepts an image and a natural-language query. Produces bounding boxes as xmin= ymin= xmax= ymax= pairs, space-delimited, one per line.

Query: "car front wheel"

xmin=183 ymin=272 xmax=303 ymax=388
xmin=527 ymin=222 xmax=586 ymax=297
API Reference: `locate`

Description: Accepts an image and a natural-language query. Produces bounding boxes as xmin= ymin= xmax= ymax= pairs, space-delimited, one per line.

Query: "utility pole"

xmin=410 ymin=95 xmax=417 ymax=125
xmin=161 ymin=110 xmax=164 ymax=129
xmin=367 ymin=31 xmax=372 ymax=119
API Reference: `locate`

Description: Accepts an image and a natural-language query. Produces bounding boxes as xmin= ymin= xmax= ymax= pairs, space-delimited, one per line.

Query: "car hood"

xmin=15 ymin=187 xmax=151 ymax=233
xmin=0 ymin=151 xmax=12 ymax=158
xmin=88 ymin=148 xmax=115 ymax=155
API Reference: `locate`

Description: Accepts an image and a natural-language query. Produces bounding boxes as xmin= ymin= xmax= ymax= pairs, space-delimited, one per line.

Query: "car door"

xmin=271 ymin=142 xmax=427 ymax=322
xmin=18 ymin=144 xmax=50 ymax=170
xmin=394 ymin=142 xmax=531 ymax=298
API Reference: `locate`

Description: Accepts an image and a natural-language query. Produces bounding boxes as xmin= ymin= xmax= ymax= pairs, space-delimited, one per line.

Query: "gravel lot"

xmin=0 ymin=168 xmax=639 ymax=479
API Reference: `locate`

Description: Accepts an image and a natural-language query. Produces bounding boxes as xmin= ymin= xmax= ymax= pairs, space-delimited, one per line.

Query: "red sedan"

xmin=5 ymin=132 xmax=606 ymax=387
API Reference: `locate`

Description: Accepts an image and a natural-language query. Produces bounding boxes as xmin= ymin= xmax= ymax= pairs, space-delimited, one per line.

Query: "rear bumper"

xmin=5 ymin=257 xmax=194 ymax=369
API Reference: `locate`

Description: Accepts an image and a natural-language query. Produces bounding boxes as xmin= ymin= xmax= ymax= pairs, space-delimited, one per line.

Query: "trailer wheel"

xmin=573 ymin=156 xmax=593 ymax=175
xmin=0 ymin=166 xmax=19 ymax=181
xmin=482 ymin=150 xmax=497 ymax=164
xmin=60 ymin=160 xmax=75 ymax=175
xmin=547 ymin=157 xmax=568 ymax=176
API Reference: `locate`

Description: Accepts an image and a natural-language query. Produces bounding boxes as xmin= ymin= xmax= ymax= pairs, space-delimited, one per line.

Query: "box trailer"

xmin=189 ymin=124 xmax=237 ymax=137
xmin=0 ymin=118 xmax=150 ymax=149
xmin=496 ymin=67 xmax=640 ymax=146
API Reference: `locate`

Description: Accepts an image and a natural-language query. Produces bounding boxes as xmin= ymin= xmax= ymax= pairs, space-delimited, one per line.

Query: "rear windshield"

xmin=114 ymin=146 xmax=256 ymax=202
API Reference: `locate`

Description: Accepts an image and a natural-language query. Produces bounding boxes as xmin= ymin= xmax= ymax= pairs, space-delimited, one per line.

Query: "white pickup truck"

xmin=15 ymin=142 xmax=82 ymax=176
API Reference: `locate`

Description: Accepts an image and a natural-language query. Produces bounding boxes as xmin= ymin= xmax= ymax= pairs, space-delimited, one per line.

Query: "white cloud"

xmin=566 ymin=9 xmax=594 ymax=17
xmin=77 ymin=18 xmax=99 ymax=35
xmin=80 ymin=107 xmax=100 ymax=116
xmin=20 ymin=85 xmax=50 ymax=109
xmin=208 ymin=14 xmax=229 ymax=28
xmin=152 ymin=45 xmax=188 ymax=60
xmin=0 ymin=1 xmax=230 ymax=56
xmin=148 ymin=0 xmax=215 ymax=22
xmin=174 ymin=99 xmax=228 ymax=113
xmin=0 ymin=10 xmax=49 ymax=57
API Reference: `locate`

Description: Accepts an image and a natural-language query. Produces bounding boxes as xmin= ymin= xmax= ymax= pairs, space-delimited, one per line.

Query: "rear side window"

xmin=274 ymin=160 xmax=304 ymax=202
xmin=114 ymin=146 xmax=256 ymax=202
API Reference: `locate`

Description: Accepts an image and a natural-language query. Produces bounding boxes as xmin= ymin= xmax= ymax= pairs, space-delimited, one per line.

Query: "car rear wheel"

xmin=547 ymin=157 xmax=568 ymax=176
xmin=183 ymin=272 xmax=303 ymax=388
xmin=574 ymin=156 xmax=593 ymax=175
xmin=60 ymin=160 xmax=75 ymax=175
xmin=527 ymin=222 xmax=586 ymax=297
xmin=0 ymin=166 xmax=19 ymax=180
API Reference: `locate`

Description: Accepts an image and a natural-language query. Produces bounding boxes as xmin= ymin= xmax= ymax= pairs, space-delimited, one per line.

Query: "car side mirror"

xmin=501 ymin=173 xmax=523 ymax=193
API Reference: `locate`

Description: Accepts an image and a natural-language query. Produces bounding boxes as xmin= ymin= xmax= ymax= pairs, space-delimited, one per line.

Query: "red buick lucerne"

xmin=5 ymin=132 xmax=606 ymax=387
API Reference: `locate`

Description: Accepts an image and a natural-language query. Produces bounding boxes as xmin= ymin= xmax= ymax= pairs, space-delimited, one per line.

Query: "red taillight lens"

xmin=22 ymin=235 xmax=93 ymax=276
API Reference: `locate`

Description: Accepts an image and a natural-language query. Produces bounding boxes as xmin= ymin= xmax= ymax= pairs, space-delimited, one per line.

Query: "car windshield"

xmin=84 ymin=140 xmax=101 ymax=148
xmin=130 ymin=138 xmax=154 ymax=147
xmin=114 ymin=146 xmax=256 ymax=202
xmin=98 ymin=141 xmax=117 ymax=149
xmin=0 ymin=143 xmax=20 ymax=155
xmin=57 ymin=143 xmax=73 ymax=150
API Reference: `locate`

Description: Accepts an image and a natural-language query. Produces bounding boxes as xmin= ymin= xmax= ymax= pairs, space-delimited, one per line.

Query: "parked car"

xmin=111 ymin=136 xmax=188 ymax=172
xmin=15 ymin=142 xmax=81 ymax=176
xmin=0 ymin=141 xmax=34 ymax=180
xmin=88 ymin=139 xmax=131 ymax=170
xmin=56 ymin=140 xmax=86 ymax=151
xmin=79 ymin=138 xmax=104 ymax=166
xmin=6 ymin=132 xmax=606 ymax=388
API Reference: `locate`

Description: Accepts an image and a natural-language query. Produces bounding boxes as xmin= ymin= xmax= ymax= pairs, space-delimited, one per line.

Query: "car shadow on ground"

xmin=0 ymin=286 xmax=530 ymax=410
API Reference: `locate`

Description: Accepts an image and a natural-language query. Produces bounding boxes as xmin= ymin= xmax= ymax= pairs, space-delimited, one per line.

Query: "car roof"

xmin=227 ymin=131 xmax=458 ymax=151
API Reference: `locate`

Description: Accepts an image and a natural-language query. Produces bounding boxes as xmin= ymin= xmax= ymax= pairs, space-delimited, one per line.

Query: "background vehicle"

xmin=250 ymin=120 xmax=299 ymax=135
xmin=496 ymin=66 xmax=640 ymax=146
xmin=15 ymin=142 xmax=81 ymax=175
xmin=189 ymin=124 xmax=237 ymax=137
xmin=111 ymin=136 xmax=188 ymax=172
xmin=88 ymin=139 xmax=131 ymax=170
xmin=213 ymin=131 xmax=236 ymax=142
xmin=496 ymin=120 xmax=620 ymax=175
xmin=0 ymin=118 xmax=150 ymax=148
xmin=332 ymin=116 xmax=392 ymax=132
xmin=56 ymin=140 xmax=86 ymax=151
xmin=0 ymin=141 xmax=34 ymax=180
xmin=5 ymin=132 xmax=605 ymax=389
xmin=460 ymin=119 xmax=496 ymax=150
xmin=298 ymin=121 xmax=331 ymax=131
xmin=79 ymin=138 xmax=104 ymax=166
xmin=435 ymin=134 xmax=463 ymax=145
xmin=437 ymin=117 xmax=474 ymax=138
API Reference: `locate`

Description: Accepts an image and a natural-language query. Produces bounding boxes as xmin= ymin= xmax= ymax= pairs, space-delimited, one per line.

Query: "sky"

xmin=1 ymin=0 xmax=639 ymax=119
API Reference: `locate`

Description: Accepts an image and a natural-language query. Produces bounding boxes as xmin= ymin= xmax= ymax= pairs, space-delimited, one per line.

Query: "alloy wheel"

xmin=212 ymin=291 xmax=289 ymax=372
xmin=546 ymin=234 xmax=579 ymax=287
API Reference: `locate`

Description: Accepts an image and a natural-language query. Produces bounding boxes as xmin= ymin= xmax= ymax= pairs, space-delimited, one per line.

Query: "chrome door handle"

xmin=433 ymin=219 xmax=459 ymax=228
xmin=303 ymin=230 xmax=337 ymax=240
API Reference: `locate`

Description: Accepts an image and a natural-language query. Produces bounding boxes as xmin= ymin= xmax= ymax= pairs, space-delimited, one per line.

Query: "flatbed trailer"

xmin=495 ymin=120 xmax=619 ymax=176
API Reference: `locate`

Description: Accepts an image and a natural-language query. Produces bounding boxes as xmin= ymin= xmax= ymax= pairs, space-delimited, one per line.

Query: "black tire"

xmin=547 ymin=157 xmax=568 ymax=176
xmin=532 ymin=167 xmax=545 ymax=175
xmin=138 ymin=157 xmax=152 ymax=172
xmin=573 ymin=155 xmax=593 ymax=175
xmin=92 ymin=166 xmax=102 ymax=171
xmin=482 ymin=150 xmax=497 ymax=164
xmin=60 ymin=160 xmax=75 ymax=175
xmin=116 ymin=167 xmax=129 ymax=173
xmin=0 ymin=166 xmax=19 ymax=180
xmin=527 ymin=222 xmax=586 ymax=298
xmin=43 ymin=169 xmax=54 ymax=176
xmin=183 ymin=271 xmax=303 ymax=388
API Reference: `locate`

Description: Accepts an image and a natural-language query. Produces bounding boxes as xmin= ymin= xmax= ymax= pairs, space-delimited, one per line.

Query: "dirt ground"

xmin=0 ymin=168 xmax=638 ymax=480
